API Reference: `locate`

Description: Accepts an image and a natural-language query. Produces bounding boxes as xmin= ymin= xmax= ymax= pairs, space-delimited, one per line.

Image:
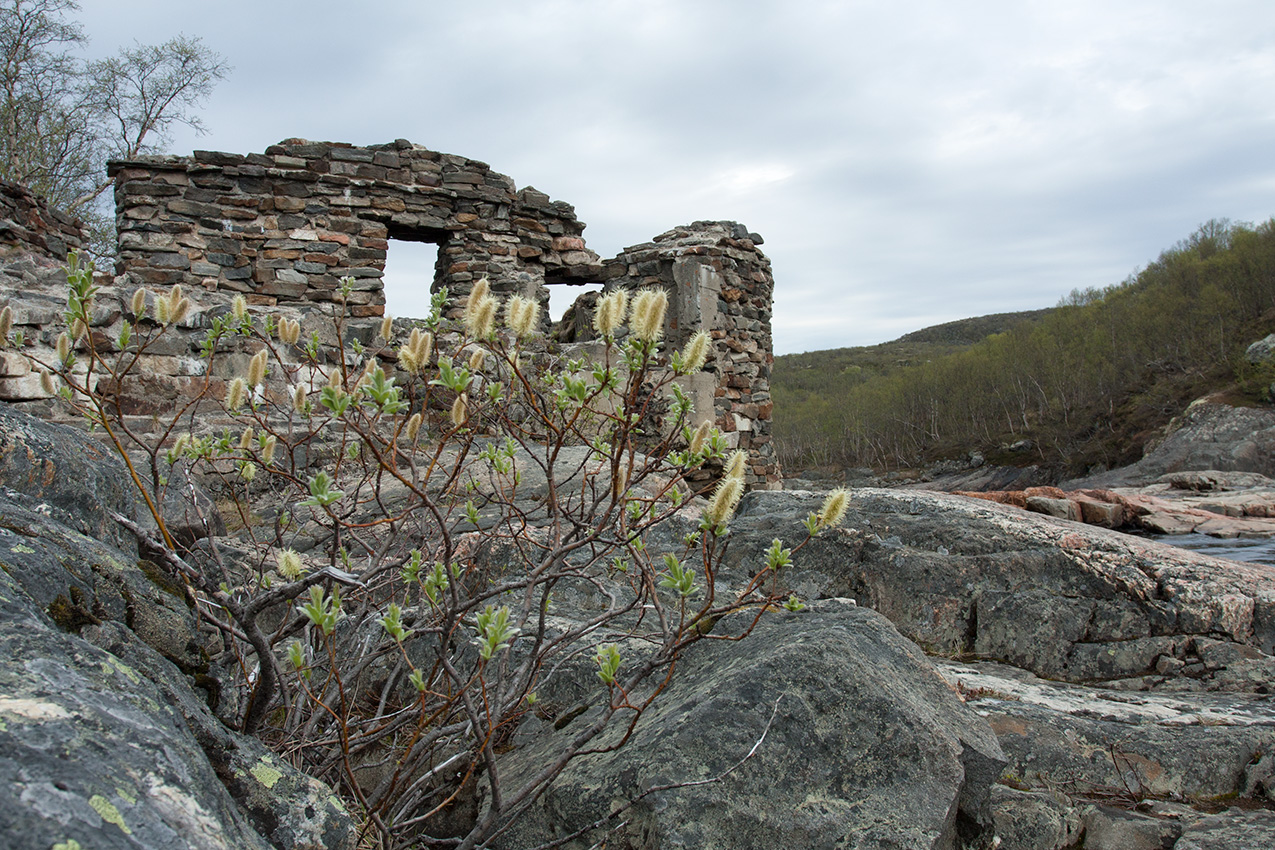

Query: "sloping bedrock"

xmin=493 ymin=600 xmax=1005 ymax=850
xmin=0 ymin=406 xmax=353 ymax=849
xmin=725 ymin=489 xmax=1275 ymax=690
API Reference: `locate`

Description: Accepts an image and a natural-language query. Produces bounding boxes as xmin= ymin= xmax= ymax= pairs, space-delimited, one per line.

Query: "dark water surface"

xmin=1154 ymin=534 xmax=1275 ymax=570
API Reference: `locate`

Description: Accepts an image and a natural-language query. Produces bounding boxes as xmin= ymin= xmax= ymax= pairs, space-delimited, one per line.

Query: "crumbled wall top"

xmin=0 ymin=179 xmax=82 ymax=260
xmin=107 ymin=138 xmax=602 ymax=316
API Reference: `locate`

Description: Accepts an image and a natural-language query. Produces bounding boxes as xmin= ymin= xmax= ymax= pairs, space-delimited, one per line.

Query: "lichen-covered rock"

xmin=941 ymin=660 xmax=1275 ymax=802
xmin=0 ymin=400 xmax=143 ymax=551
xmin=988 ymin=786 xmax=1080 ymax=850
xmin=1080 ymin=805 xmax=1183 ymax=850
xmin=725 ymin=489 xmax=1275 ymax=689
xmin=495 ymin=601 xmax=1004 ymax=850
xmin=1174 ymin=809 xmax=1275 ymax=849
xmin=0 ymin=406 xmax=354 ymax=849
xmin=80 ymin=621 xmax=354 ymax=850
xmin=0 ymin=566 xmax=275 ymax=849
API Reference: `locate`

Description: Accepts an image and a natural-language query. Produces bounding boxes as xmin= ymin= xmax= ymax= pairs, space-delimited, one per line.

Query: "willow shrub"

xmin=17 ymin=253 xmax=845 ymax=849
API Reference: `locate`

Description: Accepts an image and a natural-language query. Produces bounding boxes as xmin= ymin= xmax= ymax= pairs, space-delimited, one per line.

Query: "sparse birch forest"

xmin=774 ymin=219 xmax=1275 ymax=478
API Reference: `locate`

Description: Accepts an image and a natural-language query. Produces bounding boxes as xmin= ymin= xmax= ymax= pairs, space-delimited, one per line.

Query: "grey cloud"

xmin=72 ymin=0 xmax=1275 ymax=352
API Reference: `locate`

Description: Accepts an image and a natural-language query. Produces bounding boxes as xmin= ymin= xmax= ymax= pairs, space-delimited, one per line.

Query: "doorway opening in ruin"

xmin=382 ymin=238 xmax=443 ymax=320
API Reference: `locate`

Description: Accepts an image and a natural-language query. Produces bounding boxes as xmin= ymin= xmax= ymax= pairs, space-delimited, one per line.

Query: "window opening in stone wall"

xmin=548 ymin=282 xmax=604 ymax=342
xmin=382 ymin=239 xmax=443 ymax=320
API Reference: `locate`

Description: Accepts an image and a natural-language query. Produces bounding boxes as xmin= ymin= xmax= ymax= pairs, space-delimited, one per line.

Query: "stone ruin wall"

xmin=0 ymin=179 xmax=82 ymax=259
xmin=0 ymin=140 xmax=780 ymax=489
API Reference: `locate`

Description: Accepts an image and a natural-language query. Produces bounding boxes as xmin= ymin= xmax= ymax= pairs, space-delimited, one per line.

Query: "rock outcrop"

xmin=1070 ymin=398 xmax=1275 ymax=488
xmin=721 ymin=488 xmax=1275 ymax=848
xmin=728 ymin=488 xmax=1275 ymax=687
xmin=4 ymin=399 xmax=1275 ymax=847
xmin=496 ymin=600 xmax=1004 ymax=850
xmin=0 ymin=405 xmax=353 ymax=850
xmin=959 ymin=472 xmax=1275 ymax=539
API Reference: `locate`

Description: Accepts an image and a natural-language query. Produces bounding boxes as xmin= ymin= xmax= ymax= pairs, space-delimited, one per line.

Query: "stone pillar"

xmin=602 ymin=221 xmax=781 ymax=490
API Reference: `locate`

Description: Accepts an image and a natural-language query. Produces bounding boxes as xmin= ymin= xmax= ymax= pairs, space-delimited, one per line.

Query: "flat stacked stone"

xmin=108 ymin=139 xmax=604 ymax=320
xmin=0 ymin=179 xmax=82 ymax=259
xmin=602 ymin=221 xmax=780 ymax=490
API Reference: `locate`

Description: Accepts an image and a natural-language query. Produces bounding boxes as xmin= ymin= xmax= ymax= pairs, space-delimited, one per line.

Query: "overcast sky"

xmin=75 ymin=0 xmax=1275 ymax=353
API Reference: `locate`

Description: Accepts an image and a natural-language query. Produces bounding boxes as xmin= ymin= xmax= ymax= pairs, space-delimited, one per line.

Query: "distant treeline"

xmin=774 ymin=219 xmax=1275 ymax=478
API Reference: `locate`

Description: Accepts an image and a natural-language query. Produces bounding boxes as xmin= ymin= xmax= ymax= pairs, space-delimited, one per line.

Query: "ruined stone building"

xmin=1 ymin=139 xmax=780 ymax=488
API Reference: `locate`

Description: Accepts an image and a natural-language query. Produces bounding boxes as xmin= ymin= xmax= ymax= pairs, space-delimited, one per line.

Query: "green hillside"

xmin=773 ymin=219 xmax=1275 ymax=478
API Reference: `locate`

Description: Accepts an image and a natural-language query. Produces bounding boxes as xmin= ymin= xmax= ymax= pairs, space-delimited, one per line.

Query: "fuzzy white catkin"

xmin=594 ymin=290 xmax=628 ymax=336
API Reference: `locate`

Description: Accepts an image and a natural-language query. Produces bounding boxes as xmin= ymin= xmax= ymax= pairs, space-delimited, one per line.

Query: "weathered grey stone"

xmin=1173 ymin=809 xmax=1275 ymax=849
xmin=0 ymin=400 xmax=143 ymax=549
xmin=725 ymin=489 xmax=1275 ymax=687
xmin=1081 ymin=805 xmax=1181 ymax=850
xmin=0 ymin=405 xmax=354 ymax=849
xmin=1069 ymin=400 xmax=1275 ymax=487
xmin=1245 ymin=333 xmax=1275 ymax=364
xmin=0 ymin=567 xmax=274 ymax=850
xmin=495 ymin=601 xmax=1004 ymax=850
xmin=941 ymin=660 xmax=1275 ymax=802
xmin=1025 ymin=495 xmax=1080 ymax=521
xmin=988 ymin=785 xmax=1081 ymax=850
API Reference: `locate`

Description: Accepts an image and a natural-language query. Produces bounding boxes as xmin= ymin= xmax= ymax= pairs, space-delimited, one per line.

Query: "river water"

xmin=1153 ymin=534 xmax=1275 ymax=569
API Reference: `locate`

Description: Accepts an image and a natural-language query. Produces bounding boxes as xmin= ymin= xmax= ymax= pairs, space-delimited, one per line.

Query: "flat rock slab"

xmin=940 ymin=659 xmax=1275 ymax=802
xmin=1175 ymin=809 xmax=1275 ymax=849
xmin=726 ymin=489 xmax=1275 ymax=689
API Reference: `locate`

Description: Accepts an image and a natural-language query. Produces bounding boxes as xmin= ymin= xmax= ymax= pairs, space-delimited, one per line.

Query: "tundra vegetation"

xmin=776 ymin=218 xmax=1275 ymax=478
xmin=5 ymin=257 xmax=844 ymax=849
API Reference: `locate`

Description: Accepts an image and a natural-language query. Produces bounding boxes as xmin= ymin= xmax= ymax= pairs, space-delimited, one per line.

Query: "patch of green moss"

xmin=998 ymin=770 xmax=1031 ymax=791
xmin=47 ymin=586 xmax=101 ymax=633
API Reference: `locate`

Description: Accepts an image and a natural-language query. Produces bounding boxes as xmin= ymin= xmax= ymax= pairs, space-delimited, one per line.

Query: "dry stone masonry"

xmin=602 ymin=222 xmax=778 ymax=488
xmin=1 ymin=140 xmax=780 ymax=489
xmin=108 ymin=139 xmax=603 ymax=317
xmin=0 ymin=179 xmax=82 ymax=258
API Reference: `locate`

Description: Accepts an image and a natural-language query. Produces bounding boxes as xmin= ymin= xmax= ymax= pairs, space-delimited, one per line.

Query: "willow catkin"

xmin=629 ymin=288 xmax=668 ymax=343
xmin=594 ymin=289 xmax=629 ymax=336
